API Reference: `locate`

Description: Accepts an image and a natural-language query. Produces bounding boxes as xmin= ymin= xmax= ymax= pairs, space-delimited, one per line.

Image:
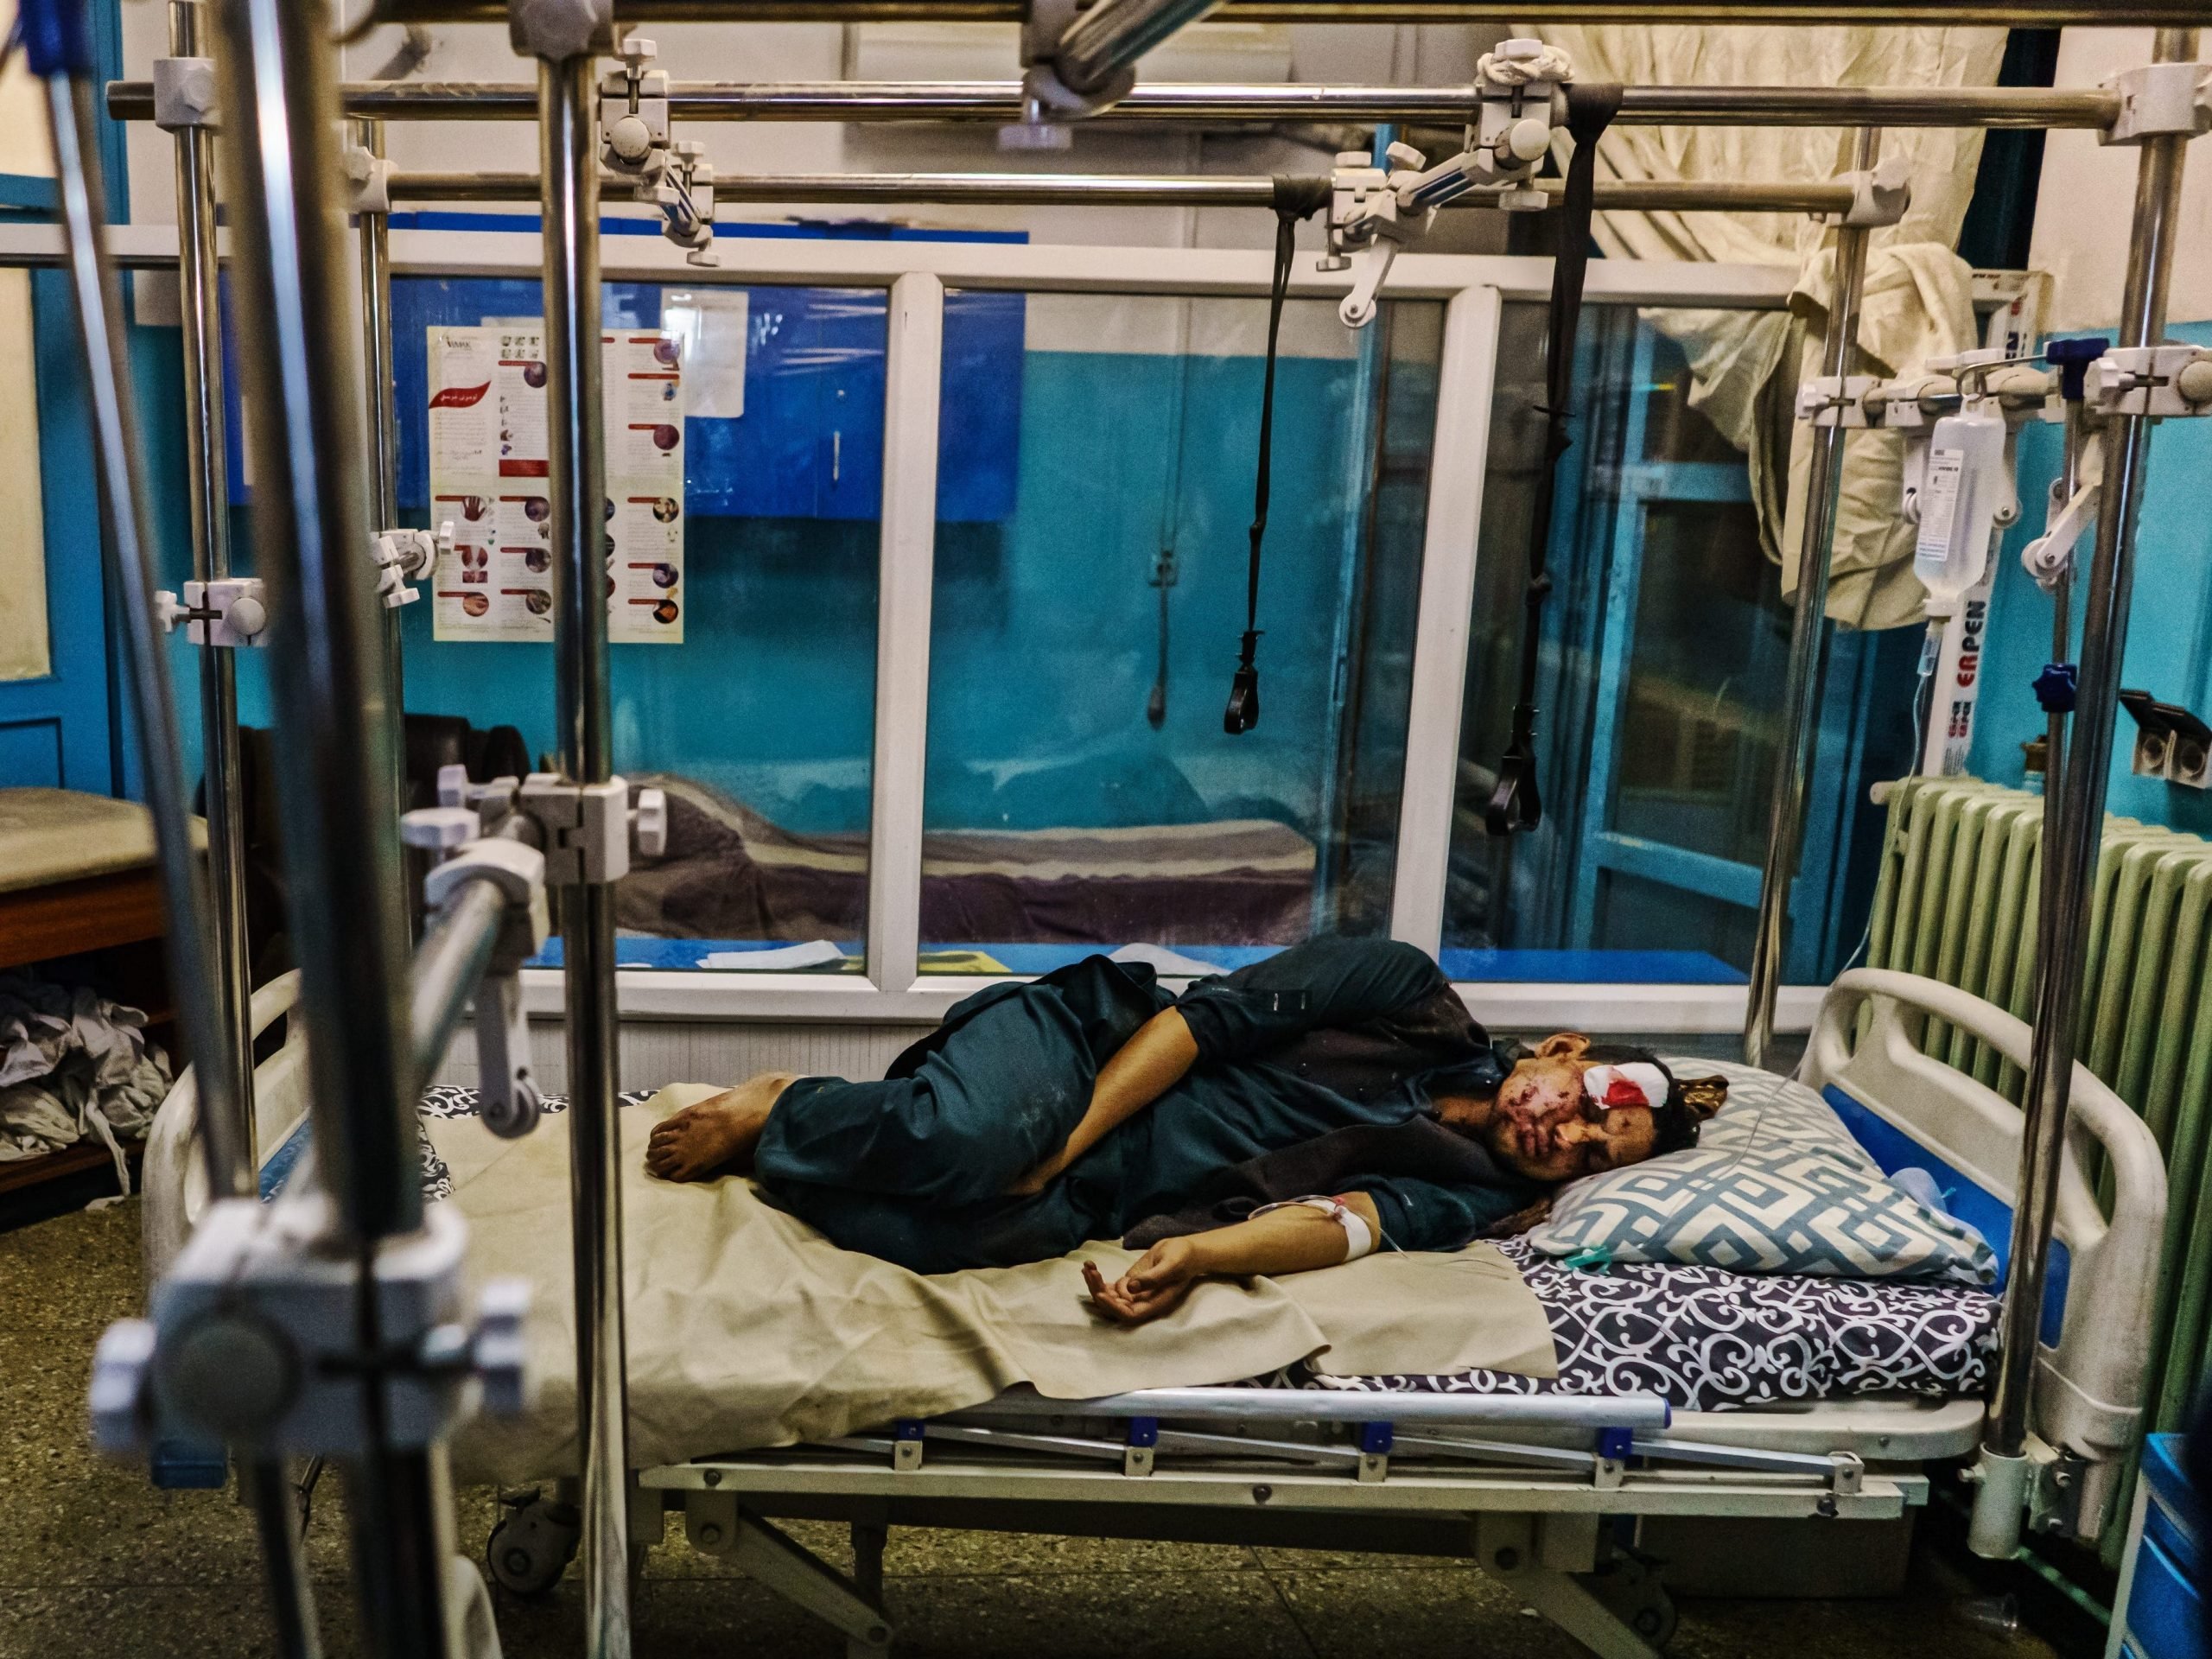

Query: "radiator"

xmin=1866 ymin=775 xmax=2212 ymax=1445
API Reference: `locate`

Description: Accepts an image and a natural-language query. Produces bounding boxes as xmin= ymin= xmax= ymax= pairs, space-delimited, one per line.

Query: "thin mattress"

xmin=311 ymin=1084 xmax=1996 ymax=1416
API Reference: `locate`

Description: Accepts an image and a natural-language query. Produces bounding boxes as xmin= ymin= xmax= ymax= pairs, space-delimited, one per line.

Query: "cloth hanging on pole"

xmin=1519 ymin=22 xmax=2005 ymax=629
xmin=1484 ymin=80 xmax=1622 ymax=836
xmin=1224 ymin=177 xmax=1332 ymax=736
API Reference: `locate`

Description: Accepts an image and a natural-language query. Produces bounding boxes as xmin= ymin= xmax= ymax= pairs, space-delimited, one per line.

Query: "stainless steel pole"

xmin=365 ymin=1 xmax=2212 ymax=28
xmin=383 ymin=167 xmax=1860 ymax=214
xmin=35 ymin=18 xmax=317 ymax=1656
xmin=1055 ymin=0 xmax=1224 ymax=95
xmin=535 ymin=47 xmax=634 ymax=1659
xmin=102 ymin=78 xmax=2126 ymax=130
xmin=354 ymin=117 xmax=409 ymax=810
xmin=1981 ymin=26 xmax=2197 ymax=1490
xmin=168 ymin=0 xmax=256 ymax=1189
xmin=205 ymin=0 xmax=453 ymax=1649
xmin=38 ymin=44 xmax=247 ymax=1208
xmin=2046 ymin=400 xmax=2084 ymax=800
xmin=1741 ymin=128 xmax=1876 ymax=1072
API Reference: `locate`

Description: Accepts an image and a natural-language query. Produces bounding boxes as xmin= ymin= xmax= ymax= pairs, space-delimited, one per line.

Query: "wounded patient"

xmin=646 ymin=938 xmax=1725 ymax=1325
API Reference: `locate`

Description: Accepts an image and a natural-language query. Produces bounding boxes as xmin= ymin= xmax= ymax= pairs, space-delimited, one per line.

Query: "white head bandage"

xmin=1583 ymin=1061 xmax=1670 ymax=1113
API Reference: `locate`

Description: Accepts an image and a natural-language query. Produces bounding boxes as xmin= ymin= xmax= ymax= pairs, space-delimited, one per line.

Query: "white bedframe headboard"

xmin=1800 ymin=969 xmax=2168 ymax=1481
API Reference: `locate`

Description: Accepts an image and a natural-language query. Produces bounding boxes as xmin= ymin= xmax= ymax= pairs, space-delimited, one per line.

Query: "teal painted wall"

xmin=1967 ymin=320 xmax=2212 ymax=838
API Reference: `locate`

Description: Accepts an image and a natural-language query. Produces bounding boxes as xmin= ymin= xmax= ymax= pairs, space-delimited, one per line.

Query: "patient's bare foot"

xmin=644 ymin=1073 xmax=793 ymax=1182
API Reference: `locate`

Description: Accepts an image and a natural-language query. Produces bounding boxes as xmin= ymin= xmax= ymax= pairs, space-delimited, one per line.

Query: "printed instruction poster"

xmin=426 ymin=323 xmax=686 ymax=644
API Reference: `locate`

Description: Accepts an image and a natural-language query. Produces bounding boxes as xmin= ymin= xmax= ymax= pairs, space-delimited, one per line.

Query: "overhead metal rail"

xmin=362 ymin=0 xmax=2212 ymax=22
xmin=383 ymin=167 xmax=1865 ymax=213
xmin=105 ymin=77 xmax=2130 ymax=130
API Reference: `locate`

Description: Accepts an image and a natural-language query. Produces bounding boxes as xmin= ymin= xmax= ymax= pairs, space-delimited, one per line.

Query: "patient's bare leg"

xmin=644 ymin=1071 xmax=796 ymax=1182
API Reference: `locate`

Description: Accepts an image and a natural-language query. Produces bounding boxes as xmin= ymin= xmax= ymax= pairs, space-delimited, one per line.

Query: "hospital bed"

xmin=142 ymin=966 xmax=2165 ymax=1657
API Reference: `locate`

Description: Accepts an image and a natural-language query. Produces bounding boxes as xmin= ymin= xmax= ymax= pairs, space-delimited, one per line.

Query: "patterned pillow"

xmin=1524 ymin=1059 xmax=1999 ymax=1287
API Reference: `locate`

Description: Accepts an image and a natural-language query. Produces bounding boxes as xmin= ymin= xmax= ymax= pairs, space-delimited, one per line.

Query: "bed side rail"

xmin=1799 ymin=968 xmax=2167 ymax=1470
xmin=142 ymin=969 xmax=308 ymax=1281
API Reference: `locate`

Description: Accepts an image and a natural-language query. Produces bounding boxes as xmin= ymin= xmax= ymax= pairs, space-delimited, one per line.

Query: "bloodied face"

xmin=1476 ymin=1034 xmax=1669 ymax=1184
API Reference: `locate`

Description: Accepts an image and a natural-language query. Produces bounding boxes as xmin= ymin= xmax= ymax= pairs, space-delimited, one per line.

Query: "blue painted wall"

xmin=1967 ymin=320 xmax=2212 ymax=838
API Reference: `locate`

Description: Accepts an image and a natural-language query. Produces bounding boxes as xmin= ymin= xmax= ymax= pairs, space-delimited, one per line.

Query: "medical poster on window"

xmin=426 ymin=323 xmax=685 ymax=643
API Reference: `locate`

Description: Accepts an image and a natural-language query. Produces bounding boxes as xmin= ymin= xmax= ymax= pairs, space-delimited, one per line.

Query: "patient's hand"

xmin=1084 ymin=1242 xmax=1201 ymax=1326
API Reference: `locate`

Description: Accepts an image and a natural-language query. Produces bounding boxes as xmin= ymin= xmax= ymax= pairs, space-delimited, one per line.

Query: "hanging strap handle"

xmin=1225 ymin=176 xmax=1331 ymax=736
xmin=1484 ymin=82 xmax=1622 ymax=834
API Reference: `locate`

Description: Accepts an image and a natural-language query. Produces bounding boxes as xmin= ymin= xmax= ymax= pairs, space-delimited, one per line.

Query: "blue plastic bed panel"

xmin=1821 ymin=1083 xmax=2068 ymax=1344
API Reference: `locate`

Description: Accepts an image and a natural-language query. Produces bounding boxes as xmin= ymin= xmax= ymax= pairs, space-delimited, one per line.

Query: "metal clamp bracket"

xmin=2089 ymin=342 xmax=2212 ymax=417
xmin=342 ymin=144 xmax=396 ymax=217
xmin=404 ymin=764 xmax=557 ymax=1136
xmin=1005 ymin=0 xmax=1136 ymax=149
xmin=2101 ymin=60 xmax=2212 ymax=146
xmin=150 ymin=55 xmax=218 ymax=132
xmin=600 ymin=36 xmax=670 ymax=175
xmin=372 ymin=521 xmax=449 ymax=610
xmin=92 ymin=1198 xmax=531 ymax=1460
xmin=1826 ymin=151 xmax=1912 ymax=227
xmin=156 ymin=577 xmax=269 ymax=647
xmin=508 ymin=0 xmax=613 ymax=61
xmin=1794 ymin=374 xmax=1880 ymax=429
xmin=516 ymin=772 xmax=666 ymax=887
xmin=2022 ymin=436 xmax=2102 ymax=591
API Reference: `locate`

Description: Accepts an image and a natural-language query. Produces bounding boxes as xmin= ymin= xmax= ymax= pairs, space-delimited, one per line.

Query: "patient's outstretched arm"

xmin=1006 ymin=1007 xmax=1199 ymax=1194
xmin=1084 ymin=1192 xmax=1383 ymax=1325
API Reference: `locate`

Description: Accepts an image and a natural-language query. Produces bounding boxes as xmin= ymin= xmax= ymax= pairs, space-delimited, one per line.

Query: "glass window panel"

xmin=918 ymin=291 xmax=1446 ymax=976
xmin=370 ymin=276 xmax=885 ymax=972
xmin=1444 ymin=304 xmax=1917 ymax=985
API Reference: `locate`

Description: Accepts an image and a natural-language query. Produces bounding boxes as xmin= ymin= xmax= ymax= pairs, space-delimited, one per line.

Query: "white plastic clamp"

xmin=342 ymin=145 xmax=395 ymax=217
xmin=151 ymin=56 xmax=218 ymax=132
xmin=2101 ymin=60 xmax=2212 ymax=147
xmin=1827 ymin=152 xmax=1912 ymax=229
xmin=156 ymin=578 xmax=269 ymax=646
xmin=372 ymin=523 xmax=447 ymax=609
xmin=2023 ymin=443 xmax=2103 ymax=594
xmin=1795 ymin=374 xmax=1878 ymax=428
xmin=519 ymin=772 xmax=634 ymax=887
xmin=2089 ymin=343 xmax=2212 ymax=417
xmin=90 ymin=1198 xmax=531 ymax=1460
xmin=600 ymin=38 xmax=671 ymax=176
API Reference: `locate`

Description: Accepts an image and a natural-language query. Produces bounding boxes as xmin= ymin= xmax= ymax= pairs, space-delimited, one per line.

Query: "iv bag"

xmin=1912 ymin=407 xmax=2009 ymax=617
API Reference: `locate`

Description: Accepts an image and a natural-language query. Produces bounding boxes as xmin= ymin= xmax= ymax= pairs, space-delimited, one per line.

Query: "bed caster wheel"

xmin=486 ymin=1489 xmax=582 ymax=1597
xmin=1580 ymin=1552 xmax=1675 ymax=1652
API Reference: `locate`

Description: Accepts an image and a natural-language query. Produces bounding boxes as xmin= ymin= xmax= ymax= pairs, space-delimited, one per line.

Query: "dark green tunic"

xmin=754 ymin=938 xmax=1532 ymax=1274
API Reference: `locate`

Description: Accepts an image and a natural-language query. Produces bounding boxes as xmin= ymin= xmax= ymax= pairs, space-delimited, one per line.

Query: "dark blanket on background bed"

xmin=404 ymin=1088 xmax=1997 ymax=1415
xmin=616 ymin=773 xmax=1317 ymax=948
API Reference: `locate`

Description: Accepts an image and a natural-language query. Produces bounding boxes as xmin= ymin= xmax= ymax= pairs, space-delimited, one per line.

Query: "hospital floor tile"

xmin=883 ymin=1569 xmax=1312 ymax=1658
xmin=0 ymin=1199 xmax=139 ymax=1331
xmin=880 ymin=1526 xmax=1259 ymax=1577
xmin=1268 ymin=1567 xmax=1584 ymax=1659
xmin=0 ymin=1584 xmax=292 ymax=1659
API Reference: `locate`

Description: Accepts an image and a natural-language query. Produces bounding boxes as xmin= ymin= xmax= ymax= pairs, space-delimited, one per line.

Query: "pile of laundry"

xmin=0 ymin=970 xmax=172 ymax=1195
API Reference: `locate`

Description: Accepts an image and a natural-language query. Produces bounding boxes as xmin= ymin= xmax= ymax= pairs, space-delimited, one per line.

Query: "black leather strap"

xmin=1224 ymin=179 xmax=1330 ymax=735
xmin=1485 ymin=82 xmax=1624 ymax=835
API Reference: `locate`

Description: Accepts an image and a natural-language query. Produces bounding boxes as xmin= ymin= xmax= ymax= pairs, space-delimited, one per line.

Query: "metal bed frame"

xmin=138 ymin=966 xmax=2165 ymax=1657
xmin=29 ymin=0 xmax=2207 ymax=1652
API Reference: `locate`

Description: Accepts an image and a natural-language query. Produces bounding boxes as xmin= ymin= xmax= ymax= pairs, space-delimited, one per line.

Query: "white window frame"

xmin=1 ymin=221 xmax=1821 ymax=1034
